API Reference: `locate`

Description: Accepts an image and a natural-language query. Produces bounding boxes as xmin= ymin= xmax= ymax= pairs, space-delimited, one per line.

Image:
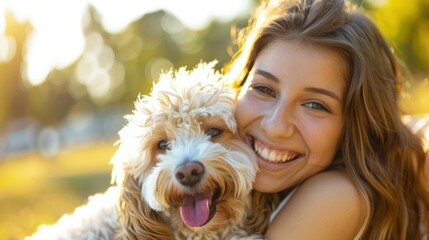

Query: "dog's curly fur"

xmin=26 ymin=62 xmax=280 ymax=240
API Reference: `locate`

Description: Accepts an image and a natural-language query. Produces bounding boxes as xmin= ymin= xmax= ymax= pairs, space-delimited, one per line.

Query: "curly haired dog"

xmin=27 ymin=62 xmax=280 ymax=240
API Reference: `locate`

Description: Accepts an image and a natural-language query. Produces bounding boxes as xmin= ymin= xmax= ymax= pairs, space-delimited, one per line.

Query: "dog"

xmin=27 ymin=61 xmax=280 ymax=240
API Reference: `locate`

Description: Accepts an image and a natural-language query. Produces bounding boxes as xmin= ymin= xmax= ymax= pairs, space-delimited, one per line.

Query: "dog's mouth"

xmin=179 ymin=188 xmax=220 ymax=228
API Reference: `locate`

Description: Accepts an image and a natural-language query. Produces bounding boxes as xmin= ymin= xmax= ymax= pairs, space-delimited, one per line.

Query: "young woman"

xmin=225 ymin=0 xmax=429 ymax=239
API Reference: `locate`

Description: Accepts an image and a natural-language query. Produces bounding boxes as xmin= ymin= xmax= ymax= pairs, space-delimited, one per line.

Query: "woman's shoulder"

xmin=293 ymin=171 xmax=365 ymax=215
xmin=266 ymin=170 xmax=366 ymax=240
xmin=301 ymin=170 xmax=359 ymax=193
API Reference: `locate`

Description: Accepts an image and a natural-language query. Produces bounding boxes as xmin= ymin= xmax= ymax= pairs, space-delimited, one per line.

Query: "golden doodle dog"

xmin=27 ymin=62 xmax=280 ymax=240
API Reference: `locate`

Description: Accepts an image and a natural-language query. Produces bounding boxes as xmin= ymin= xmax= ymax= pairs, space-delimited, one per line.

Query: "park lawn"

xmin=0 ymin=142 xmax=117 ymax=240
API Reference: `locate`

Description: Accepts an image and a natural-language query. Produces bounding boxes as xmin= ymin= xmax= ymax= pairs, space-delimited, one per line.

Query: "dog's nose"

xmin=175 ymin=161 xmax=205 ymax=187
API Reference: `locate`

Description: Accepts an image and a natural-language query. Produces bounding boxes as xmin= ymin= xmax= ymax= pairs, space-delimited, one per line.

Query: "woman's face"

xmin=236 ymin=40 xmax=346 ymax=193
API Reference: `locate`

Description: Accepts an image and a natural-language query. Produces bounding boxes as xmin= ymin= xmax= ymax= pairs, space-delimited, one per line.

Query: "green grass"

xmin=0 ymin=142 xmax=116 ymax=240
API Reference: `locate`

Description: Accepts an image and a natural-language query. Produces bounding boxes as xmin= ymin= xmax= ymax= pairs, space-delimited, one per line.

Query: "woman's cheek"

xmin=301 ymin=117 xmax=343 ymax=165
xmin=235 ymin=94 xmax=258 ymax=126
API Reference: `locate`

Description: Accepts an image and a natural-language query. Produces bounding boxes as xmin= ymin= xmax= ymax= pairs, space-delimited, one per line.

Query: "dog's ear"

xmin=116 ymin=172 xmax=173 ymax=240
xmin=245 ymin=191 xmax=282 ymax=234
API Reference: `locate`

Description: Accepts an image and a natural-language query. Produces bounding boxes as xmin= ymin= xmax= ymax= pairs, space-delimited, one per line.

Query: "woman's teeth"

xmin=254 ymin=143 xmax=299 ymax=162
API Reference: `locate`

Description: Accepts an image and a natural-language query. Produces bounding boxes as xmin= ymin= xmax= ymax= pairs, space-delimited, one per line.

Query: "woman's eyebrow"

xmin=254 ymin=69 xmax=279 ymax=83
xmin=253 ymin=69 xmax=342 ymax=103
xmin=304 ymin=87 xmax=342 ymax=103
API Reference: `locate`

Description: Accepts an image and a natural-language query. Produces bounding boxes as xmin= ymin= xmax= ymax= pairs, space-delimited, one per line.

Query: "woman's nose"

xmin=260 ymin=102 xmax=295 ymax=139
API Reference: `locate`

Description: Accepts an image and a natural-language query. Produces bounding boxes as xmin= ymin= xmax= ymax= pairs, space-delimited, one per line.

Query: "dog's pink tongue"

xmin=180 ymin=194 xmax=211 ymax=227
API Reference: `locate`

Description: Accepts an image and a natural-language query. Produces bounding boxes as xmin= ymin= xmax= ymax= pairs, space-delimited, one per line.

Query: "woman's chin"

xmin=253 ymin=173 xmax=285 ymax=193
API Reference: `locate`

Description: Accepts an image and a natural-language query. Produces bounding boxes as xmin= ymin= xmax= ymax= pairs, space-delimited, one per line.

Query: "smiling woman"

xmin=226 ymin=0 xmax=429 ymax=239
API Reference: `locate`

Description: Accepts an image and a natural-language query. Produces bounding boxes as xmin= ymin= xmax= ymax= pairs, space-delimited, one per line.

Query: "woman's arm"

xmin=266 ymin=171 xmax=366 ymax=240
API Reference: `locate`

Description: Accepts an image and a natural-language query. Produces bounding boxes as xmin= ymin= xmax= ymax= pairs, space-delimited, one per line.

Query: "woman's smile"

xmin=253 ymin=138 xmax=301 ymax=163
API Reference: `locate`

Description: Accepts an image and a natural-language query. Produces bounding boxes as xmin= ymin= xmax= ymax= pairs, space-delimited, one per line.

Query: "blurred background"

xmin=0 ymin=0 xmax=428 ymax=239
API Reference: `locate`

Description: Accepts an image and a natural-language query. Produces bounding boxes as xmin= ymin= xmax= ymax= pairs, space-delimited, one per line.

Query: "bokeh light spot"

xmin=0 ymin=35 xmax=16 ymax=63
xmin=145 ymin=57 xmax=174 ymax=82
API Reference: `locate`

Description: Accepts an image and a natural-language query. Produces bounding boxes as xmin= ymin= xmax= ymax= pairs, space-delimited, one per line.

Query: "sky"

xmin=0 ymin=0 xmax=252 ymax=86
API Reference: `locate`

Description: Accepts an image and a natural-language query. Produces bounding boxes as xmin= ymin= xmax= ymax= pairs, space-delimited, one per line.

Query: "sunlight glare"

xmin=0 ymin=3 xmax=16 ymax=63
xmin=0 ymin=35 xmax=16 ymax=63
xmin=163 ymin=0 xmax=251 ymax=30
xmin=3 ymin=0 xmax=87 ymax=85
xmin=88 ymin=0 xmax=250 ymax=33
xmin=88 ymin=0 xmax=160 ymax=33
xmin=0 ymin=5 xmax=4 ymax=34
xmin=1 ymin=0 xmax=250 ymax=87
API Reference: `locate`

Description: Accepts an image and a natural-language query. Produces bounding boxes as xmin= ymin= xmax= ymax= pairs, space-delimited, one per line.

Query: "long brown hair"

xmin=225 ymin=0 xmax=429 ymax=239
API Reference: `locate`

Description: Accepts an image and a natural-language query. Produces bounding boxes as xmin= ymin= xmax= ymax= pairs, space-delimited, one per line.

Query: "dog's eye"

xmin=157 ymin=140 xmax=169 ymax=150
xmin=206 ymin=128 xmax=223 ymax=138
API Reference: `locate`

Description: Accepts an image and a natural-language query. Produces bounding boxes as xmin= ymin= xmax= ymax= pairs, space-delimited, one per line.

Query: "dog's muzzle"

xmin=175 ymin=161 xmax=220 ymax=227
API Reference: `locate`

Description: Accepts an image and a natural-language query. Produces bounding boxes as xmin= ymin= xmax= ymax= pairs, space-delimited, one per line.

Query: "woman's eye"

xmin=157 ymin=140 xmax=169 ymax=150
xmin=252 ymin=85 xmax=276 ymax=97
xmin=304 ymin=102 xmax=331 ymax=112
xmin=206 ymin=128 xmax=223 ymax=138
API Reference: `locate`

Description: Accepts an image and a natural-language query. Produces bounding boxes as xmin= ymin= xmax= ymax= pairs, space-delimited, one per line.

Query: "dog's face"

xmin=111 ymin=62 xmax=258 ymax=234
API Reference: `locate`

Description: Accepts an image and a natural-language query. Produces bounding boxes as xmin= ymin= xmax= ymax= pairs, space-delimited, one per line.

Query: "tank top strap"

xmin=270 ymin=186 xmax=300 ymax=223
